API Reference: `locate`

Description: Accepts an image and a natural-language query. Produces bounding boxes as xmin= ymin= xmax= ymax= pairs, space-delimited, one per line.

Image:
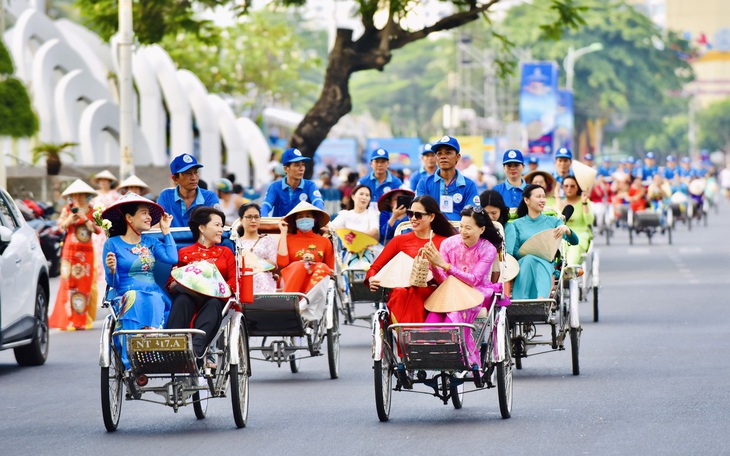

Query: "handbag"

xmin=409 ymin=251 xmax=430 ymax=287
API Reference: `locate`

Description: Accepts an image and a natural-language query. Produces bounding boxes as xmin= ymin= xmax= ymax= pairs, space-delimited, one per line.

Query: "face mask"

xmin=295 ymin=218 xmax=315 ymax=232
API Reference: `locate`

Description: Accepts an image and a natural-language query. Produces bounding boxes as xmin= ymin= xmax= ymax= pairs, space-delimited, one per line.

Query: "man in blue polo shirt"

xmin=553 ymin=147 xmax=574 ymax=185
xmin=157 ymin=153 xmax=221 ymax=228
xmin=261 ymin=148 xmax=324 ymax=216
xmin=597 ymin=156 xmax=614 ymax=178
xmin=492 ymin=149 xmax=527 ymax=208
xmin=358 ymin=148 xmax=403 ymax=207
xmin=415 ymin=135 xmax=479 ymax=221
xmin=663 ymin=155 xmax=678 ymax=180
xmin=408 ymin=143 xmax=436 ymax=191
xmin=639 ymin=151 xmax=659 ymax=183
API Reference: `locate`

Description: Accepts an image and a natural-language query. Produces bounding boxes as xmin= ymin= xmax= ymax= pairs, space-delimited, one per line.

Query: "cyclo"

xmin=99 ymin=227 xmax=250 ymax=431
xmin=507 ymin=224 xmax=582 ymax=376
xmin=371 ymin=221 xmax=512 ymax=421
xmin=233 ymin=216 xmax=341 ymax=379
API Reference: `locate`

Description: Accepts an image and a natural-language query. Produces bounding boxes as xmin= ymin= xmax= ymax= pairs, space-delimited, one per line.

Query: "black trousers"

xmin=167 ymin=293 xmax=223 ymax=358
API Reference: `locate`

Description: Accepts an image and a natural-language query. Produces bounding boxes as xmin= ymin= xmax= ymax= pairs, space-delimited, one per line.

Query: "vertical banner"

xmin=555 ymin=89 xmax=574 ymax=152
xmin=519 ymin=62 xmax=559 ymax=156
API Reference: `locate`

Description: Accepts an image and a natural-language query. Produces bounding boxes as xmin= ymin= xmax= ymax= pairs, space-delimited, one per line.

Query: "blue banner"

xmin=555 ymin=89 xmax=574 ymax=151
xmin=314 ymin=138 xmax=359 ymax=169
xmin=519 ymin=62 xmax=559 ymax=155
xmin=365 ymin=138 xmax=422 ymax=170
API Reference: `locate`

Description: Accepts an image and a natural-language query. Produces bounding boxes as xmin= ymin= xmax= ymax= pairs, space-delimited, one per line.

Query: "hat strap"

xmin=118 ymin=206 xmax=141 ymax=236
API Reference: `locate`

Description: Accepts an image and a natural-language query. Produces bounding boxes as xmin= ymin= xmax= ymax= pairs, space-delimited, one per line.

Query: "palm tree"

xmin=31 ymin=142 xmax=77 ymax=175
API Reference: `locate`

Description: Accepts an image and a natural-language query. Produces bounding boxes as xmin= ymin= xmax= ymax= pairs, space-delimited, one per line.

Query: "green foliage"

xmin=0 ymin=40 xmax=14 ymax=75
xmin=697 ymin=99 xmax=730 ymax=153
xmin=31 ymin=142 xmax=77 ymax=164
xmin=500 ymin=0 xmax=694 ymax=144
xmin=0 ymin=77 xmax=39 ymax=138
xmin=644 ymin=114 xmax=688 ymax=155
xmin=162 ymin=10 xmax=324 ymax=116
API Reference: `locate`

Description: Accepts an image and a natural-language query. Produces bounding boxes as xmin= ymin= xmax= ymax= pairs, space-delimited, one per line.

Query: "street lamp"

xmin=118 ymin=0 xmax=135 ymax=179
xmin=563 ymin=42 xmax=603 ymax=91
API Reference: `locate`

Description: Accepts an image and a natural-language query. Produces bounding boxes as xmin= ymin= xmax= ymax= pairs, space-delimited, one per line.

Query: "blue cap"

xmin=645 ymin=151 xmax=656 ymax=159
xmin=666 ymin=155 xmax=676 ymax=162
xmin=502 ymin=149 xmax=524 ymax=165
xmin=584 ymin=153 xmax=594 ymax=161
xmin=369 ymin=148 xmax=390 ymax=161
xmin=421 ymin=143 xmax=434 ymax=155
xmin=555 ymin=147 xmax=572 ymax=160
xmin=281 ymin=148 xmax=311 ymax=166
xmin=680 ymin=156 xmax=691 ymax=164
xmin=527 ymin=156 xmax=538 ymax=165
xmin=626 ymin=156 xmax=636 ymax=164
xmin=430 ymin=135 xmax=460 ymax=154
xmin=602 ymin=156 xmax=611 ymax=162
xmin=170 ymin=153 xmax=203 ymax=175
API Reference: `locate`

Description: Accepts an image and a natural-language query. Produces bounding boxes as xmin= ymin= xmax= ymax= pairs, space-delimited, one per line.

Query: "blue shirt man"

xmin=415 ymin=135 xmax=480 ymax=221
xmin=552 ymin=147 xmax=574 ymax=186
xmin=358 ymin=148 xmax=404 ymax=207
xmin=408 ymin=143 xmax=437 ymax=191
xmin=261 ymin=148 xmax=324 ymax=216
xmin=157 ymin=153 xmax=221 ymax=228
xmin=663 ymin=155 xmax=677 ymax=180
xmin=640 ymin=151 xmax=659 ymax=182
xmin=597 ymin=157 xmax=615 ymax=178
xmin=492 ymin=149 xmax=527 ymax=208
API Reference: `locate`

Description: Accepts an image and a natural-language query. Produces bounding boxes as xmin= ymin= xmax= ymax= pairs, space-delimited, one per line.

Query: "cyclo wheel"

xmin=289 ymin=338 xmax=301 ymax=374
xmin=374 ymin=358 xmax=393 ymax=421
xmin=193 ymin=390 xmax=207 ymax=419
xmin=327 ymin=298 xmax=341 ymax=380
xmin=101 ymin=343 xmax=123 ymax=432
xmin=230 ymin=321 xmax=250 ymax=429
xmin=496 ymin=324 xmax=513 ymax=419
xmin=593 ymin=287 xmax=599 ymax=323
xmin=451 ymin=378 xmax=464 ymax=409
xmin=570 ymin=327 xmax=580 ymax=376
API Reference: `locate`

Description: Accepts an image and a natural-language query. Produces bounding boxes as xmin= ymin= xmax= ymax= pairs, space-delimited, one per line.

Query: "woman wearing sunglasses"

xmin=365 ymin=195 xmax=456 ymax=324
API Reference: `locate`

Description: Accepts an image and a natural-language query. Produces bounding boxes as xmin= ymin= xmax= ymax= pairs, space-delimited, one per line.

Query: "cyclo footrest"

xmin=391 ymin=324 xmax=473 ymax=372
xmin=507 ymin=299 xmax=554 ymax=323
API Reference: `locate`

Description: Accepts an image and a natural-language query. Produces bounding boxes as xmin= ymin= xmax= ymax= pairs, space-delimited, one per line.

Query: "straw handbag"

xmin=409 ymin=251 xmax=430 ymax=287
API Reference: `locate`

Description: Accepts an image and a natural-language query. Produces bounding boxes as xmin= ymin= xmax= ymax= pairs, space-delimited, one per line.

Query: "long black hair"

xmin=107 ymin=203 xmax=142 ymax=238
xmin=516 ymin=184 xmax=545 ymax=218
xmin=460 ymin=206 xmax=503 ymax=249
xmin=188 ymin=206 xmax=226 ymax=240
xmin=347 ymin=184 xmax=372 ymax=210
xmin=410 ymin=195 xmax=457 ymax=238
xmin=479 ymin=190 xmax=510 ymax=226
xmin=236 ymin=202 xmax=261 ymax=237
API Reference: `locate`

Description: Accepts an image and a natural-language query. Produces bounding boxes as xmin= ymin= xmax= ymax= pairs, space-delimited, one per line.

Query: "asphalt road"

xmin=2 ymin=201 xmax=729 ymax=456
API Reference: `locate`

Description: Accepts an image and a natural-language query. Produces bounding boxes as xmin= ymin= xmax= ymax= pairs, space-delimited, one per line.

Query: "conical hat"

xmin=61 ymin=179 xmax=98 ymax=197
xmin=336 ymin=228 xmax=379 ymax=253
xmin=524 ymin=170 xmax=556 ymax=193
xmin=171 ymin=260 xmax=232 ymax=298
xmin=371 ymin=251 xmax=433 ymax=288
xmin=117 ymin=174 xmax=150 ymax=193
xmin=102 ymin=192 xmax=164 ymax=227
xmin=572 ymin=160 xmax=597 ymax=192
xmin=92 ymin=169 xmax=117 ymax=184
xmin=518 ymin=229 xmax=563 ymax=262
xmin=502 ymin=254 xmax=520 ymax=282
xmin=688 ymin=179 xmax=706 ymax=196
xmin=242 ymin=250 xmax=275 ymax=274
xmin=424 ymin=276 xmax=484 ymax=313
xmin=283 ymin=201 xmax=330 ymax=228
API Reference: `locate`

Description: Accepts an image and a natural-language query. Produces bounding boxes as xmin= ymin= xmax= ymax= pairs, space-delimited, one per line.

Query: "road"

xmin=2 ymin=203 xmax=729 ymax=456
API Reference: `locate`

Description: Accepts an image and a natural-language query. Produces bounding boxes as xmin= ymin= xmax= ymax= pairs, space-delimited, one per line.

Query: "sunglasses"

xmin=406 ymin=210 xmax=429 ymax=220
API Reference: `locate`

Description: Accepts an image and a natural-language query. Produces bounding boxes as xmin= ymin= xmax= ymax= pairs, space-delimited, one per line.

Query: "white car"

xmin=0 ymin=188 xmax=50 ymax=365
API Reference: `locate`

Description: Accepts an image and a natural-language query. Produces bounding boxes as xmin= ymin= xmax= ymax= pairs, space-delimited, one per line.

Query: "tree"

xmin=499 ymin=0 xmax=693 ymax=155
xmin=644 ymin=114 xmax=689 ymax=158
xmin=697 ymin=99 xmax=730 ymax=154
xmin=162 ymin=10 xmax=325 ymax=119
xmin=77 ymin=0 xmax=586 ymax=174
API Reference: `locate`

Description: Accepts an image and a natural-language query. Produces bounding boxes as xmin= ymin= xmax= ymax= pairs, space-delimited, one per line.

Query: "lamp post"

xmin=118 ymin=0 xmax=135 ymax=179
xmin=563 ymin=42 xmax=603 ymax=91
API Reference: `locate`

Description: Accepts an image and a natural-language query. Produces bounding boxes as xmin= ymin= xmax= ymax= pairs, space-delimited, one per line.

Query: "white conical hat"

xmin=117 ymin=174 xmax=150 ymax=192
xmin=92 ymin=169 xmax=117 ymax=184
xmin=371 ymin=251 xmax=433 ymax=288
xmin=502 ymin=254 xmax=520 ymax=282
xmin=572 ymin=160 xmax=597 ymax=192
xmin=688 ymin=179 xmax=706 ymax=196
xmin=424 ymin=276 xmax=484 ymax=313
xmin=61 ymin=179 xmax=98 ymax=197
xmin=518 ymin=229 xmax=563 ymax=262
xmin=283 ymin=200 xmax=330 ymax=227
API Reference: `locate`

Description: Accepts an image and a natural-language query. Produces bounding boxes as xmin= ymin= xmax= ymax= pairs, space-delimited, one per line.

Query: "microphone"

xmin=562 ymin=205 xmax=575 ymax=223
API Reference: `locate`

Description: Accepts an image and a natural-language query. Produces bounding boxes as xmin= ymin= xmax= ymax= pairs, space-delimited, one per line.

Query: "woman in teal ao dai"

xmin=505 ymin=184 xmax=579 ymax=300
xmin=102 ymin=193 xmax=178 ymax=367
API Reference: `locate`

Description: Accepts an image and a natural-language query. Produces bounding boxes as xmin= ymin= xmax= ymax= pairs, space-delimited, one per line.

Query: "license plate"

xmin=129 ymin=335 xmax=188 ymax=352
xmin=353 ymin=271 xmax=366 ymax=282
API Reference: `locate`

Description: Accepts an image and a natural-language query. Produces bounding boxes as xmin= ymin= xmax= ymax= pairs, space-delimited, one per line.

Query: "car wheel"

xmin=14 ymin=284 xmax=50 ymax=366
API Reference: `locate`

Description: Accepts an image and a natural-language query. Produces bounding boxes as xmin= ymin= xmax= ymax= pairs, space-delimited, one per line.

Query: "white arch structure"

xmin=2 ymin=3 xmax=269 ymax=185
